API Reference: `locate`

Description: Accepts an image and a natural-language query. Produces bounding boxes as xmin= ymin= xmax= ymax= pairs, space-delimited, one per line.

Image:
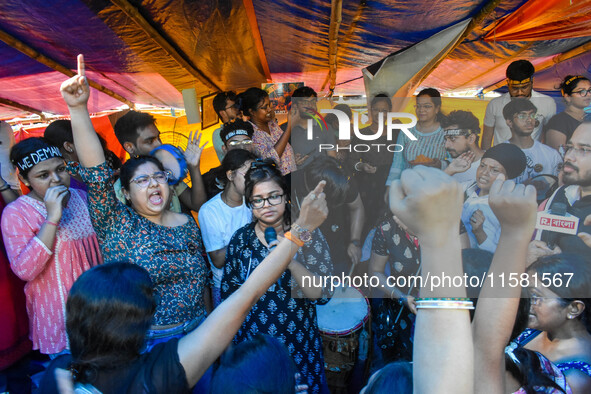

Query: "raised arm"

xmin=60 ymin=55 xmax=105 ymax=168
xmin=178 ymin=130 xmax=208 ymax=211
xmin=177 ymin=181 xmax=328 ymax=387
xmin=389 ymin=166 xmax=472 ymax=394
xmin=472 ymin=175 xmax=537 ymax=394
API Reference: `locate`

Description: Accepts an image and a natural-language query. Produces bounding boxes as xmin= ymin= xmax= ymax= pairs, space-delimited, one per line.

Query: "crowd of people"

xmin=0 ymin=54 xmax=590 ymax=394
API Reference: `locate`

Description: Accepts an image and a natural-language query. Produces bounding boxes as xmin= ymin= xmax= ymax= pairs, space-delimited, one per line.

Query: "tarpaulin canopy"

xmin=0 ymin=0 xmax=589 ymax=120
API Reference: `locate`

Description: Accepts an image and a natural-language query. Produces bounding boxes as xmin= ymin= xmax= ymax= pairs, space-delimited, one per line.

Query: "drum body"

xmin=316 ymin=286 xmax=370 ymax=392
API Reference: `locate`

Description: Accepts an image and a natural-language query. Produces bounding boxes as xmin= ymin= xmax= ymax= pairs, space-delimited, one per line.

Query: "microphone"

xmin=264 ymin=227 xmax=280 ymax=251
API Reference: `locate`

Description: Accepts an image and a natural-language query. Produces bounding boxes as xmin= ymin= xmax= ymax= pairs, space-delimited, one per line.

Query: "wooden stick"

xmin=327 ymin=0 xmax=344 ymax=96
xmin=0 ymin=97 xmax=45 ymax=119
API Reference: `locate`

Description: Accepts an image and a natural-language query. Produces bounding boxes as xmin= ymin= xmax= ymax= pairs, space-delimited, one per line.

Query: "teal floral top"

xmin=79 ymin=162 xmax=209 ymax=326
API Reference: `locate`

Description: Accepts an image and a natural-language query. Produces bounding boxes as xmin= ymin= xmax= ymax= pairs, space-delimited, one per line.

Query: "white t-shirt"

xmin=198 ymin=192 xmax=252 ymax=288
xmin=483 ymin=91 xmax=556 ymax=145
xmin=451 ymin=158 xmax=481 ymax=184
xmin=505 ymin=141 xmax=562 ymax=184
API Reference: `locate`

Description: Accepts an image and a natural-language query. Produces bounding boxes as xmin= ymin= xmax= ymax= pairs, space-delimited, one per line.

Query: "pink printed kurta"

xmin=251 ymin=120 xmax=297 ymax=175
xmin=1 ymin=188 xmax=102 ymax=354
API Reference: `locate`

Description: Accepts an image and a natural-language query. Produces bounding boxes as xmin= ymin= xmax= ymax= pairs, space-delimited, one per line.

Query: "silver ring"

xmin=309 ymin=193 xmax=317 ymax=200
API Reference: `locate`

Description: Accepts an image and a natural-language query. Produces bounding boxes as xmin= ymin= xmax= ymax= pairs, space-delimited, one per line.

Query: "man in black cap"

xmin=481 ymin=60 xmax=556 ymax=149
xmin=461 ymin=143 xmax=527 ymax=252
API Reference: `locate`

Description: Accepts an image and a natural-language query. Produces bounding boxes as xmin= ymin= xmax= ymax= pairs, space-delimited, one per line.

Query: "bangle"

xmin=415 ymin=299 xmax=474 ymax=310
xmin=390 ymin=288 xmax=396 ymax=299
xmin=284 ymin=231 xmax=304 ymax=247
xmin=0 ymin=184 xmax=10 ymax=192
xmin=350 ymin=239 xmax=361 ymax=247
xmin=354 ymin=162 xmax=363 ymax=172
xmin=45 ymin=220 xmax=58 ymax=227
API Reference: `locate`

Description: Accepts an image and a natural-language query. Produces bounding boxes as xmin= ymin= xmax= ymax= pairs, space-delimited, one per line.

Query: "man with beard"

xmin=481 ymin=60 xmax=556 ymax=149
xmin=282 ymin=86 xmax=336 ymax=169
xmin=501 ymin=99 xmax=562 ymax=184
xmin=533 ymin=121 xmax=591 ymax=256
xmin=442 ymin=110 xmax=485 ymax=183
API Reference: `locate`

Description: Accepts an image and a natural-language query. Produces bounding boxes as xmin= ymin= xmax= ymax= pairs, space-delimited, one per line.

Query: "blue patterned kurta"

xmin=221 ymin=223 xmax=333 ymax=393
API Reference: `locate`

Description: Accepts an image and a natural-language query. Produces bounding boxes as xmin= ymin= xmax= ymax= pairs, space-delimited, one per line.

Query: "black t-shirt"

xmin=544 ymin=111 xmax=581 ymax=141
xmin=38 ymin=338 xmax=189 ymax=394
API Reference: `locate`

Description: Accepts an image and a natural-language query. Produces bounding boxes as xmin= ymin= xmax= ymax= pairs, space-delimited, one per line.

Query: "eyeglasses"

xmin=130 ymin=171 xmax=169 ymax=189
xmin=227 ymin=140 xmax=253 ymax=147
xmin=225 ymin=103 xmax=239 ymax=110
xmin=572 ymin=88 xmax=591 ymax=97
xmin=559 ymin=143 xmax=591 ymax=157
xmin=514 ymin=113 xmax=537 ymax=121
xmin=250 ymin=194 xmax=284 ymax=209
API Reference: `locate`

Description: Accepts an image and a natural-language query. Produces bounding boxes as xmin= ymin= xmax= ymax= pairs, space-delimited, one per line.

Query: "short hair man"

xmin=212 ymin=91 xmax=241 ymax=161
xmin=442 ymin=110 xmax=485 ymax=183
xmin=202 ymin=119 xmax=257 ymax=199
xmin=535 ymin=121 xmax=591 ymax=254
xmin=501 ymin=99 xmax=562 ymax=184
xmin=113 ymin=110 xmax=206 ymax=212
xmin=481 ymin=60 xmax=556 ymax=149
xmin=281 ymin=86 xmax=336 ymax=168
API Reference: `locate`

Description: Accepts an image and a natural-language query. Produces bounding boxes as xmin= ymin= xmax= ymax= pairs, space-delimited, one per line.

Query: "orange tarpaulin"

xmin=484 ymin=0 xmax=591 ymax=42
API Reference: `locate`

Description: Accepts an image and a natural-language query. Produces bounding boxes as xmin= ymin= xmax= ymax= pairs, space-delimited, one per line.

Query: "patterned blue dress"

xmin=221 ymin=223 xmax=333 ymax=393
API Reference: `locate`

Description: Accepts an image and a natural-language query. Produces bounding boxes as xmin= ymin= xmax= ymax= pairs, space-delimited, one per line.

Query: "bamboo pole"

xmin=321 ymin=0 xmax=366 ymax=92
xmin=0 ymin=28 xmax=134 ymax=109
xmin=0 ymin=97 xmax=45 ymax=119
xmin=327 ymin=0 xmax=344 ymax=96
xmin=110 ymin=0 xmax=221 ymax=92
xmin=483 ymin=39 xmax=591 ymax=93
xmin=243 ymin=0 xmax=272 ymax=82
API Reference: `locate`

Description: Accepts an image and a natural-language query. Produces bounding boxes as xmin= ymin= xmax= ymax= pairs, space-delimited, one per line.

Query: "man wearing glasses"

xmin=481 ymin=60 xmax=556 ymax=149
xmin=501 ymin=99 xmax=561 ymax=184
xmin=533 ymin=121 xmax=591 ymax=257
xmin=212 ymin=91 xmax=242 ymax=161
xmin=202 ymin=119 xmax=257 ymax=199
xmin=281 ymin=86 xmax=336 ymax=168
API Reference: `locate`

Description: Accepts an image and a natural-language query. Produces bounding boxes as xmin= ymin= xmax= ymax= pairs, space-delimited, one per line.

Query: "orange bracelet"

xmin=284 ymin=231 xmax=304 ymax=247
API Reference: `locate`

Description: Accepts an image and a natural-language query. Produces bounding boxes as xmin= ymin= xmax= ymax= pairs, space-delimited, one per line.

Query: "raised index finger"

xmin=77 ymin=54 xmax=85 ymax=77
xmin=310 ymin=180 xmax=326 ymax=196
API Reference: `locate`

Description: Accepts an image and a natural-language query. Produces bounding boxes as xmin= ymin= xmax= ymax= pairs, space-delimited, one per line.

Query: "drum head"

xmin=317 ymin=286 xmax=369 ymax=335
xmin=151 ymin=145 xmax=188 ymax=185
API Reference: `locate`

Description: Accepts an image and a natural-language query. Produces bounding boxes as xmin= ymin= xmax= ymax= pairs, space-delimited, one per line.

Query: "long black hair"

xmin=244 ymin=159 xmax=290 ymax=226
xmin=220 ymin=149 xmax=257 ymax=189
xmin=66 ymin=263 xmax=156 ymax=383
xmin=239 ymin=87 xmax=269 ymax=118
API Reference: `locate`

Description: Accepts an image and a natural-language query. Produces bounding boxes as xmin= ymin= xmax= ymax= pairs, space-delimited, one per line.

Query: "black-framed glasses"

xmin=225 ymin=103 xmax=240 ymax=110
xmin=130 ymin=171 xmax=169 ymax=189
xmin=250 ymin=194 xmax=284 ymax=209
xmin=572 ymin=88 xmax=591 ymax=97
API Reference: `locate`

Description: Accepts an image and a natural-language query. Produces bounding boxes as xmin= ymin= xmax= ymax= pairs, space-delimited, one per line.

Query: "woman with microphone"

xmin=221 ymin=159 xmax=333 ymax=394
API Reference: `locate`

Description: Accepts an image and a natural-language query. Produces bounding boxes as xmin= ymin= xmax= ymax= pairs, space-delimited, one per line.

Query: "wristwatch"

xmin=291 ymin=223 xmax=312 ymax=243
